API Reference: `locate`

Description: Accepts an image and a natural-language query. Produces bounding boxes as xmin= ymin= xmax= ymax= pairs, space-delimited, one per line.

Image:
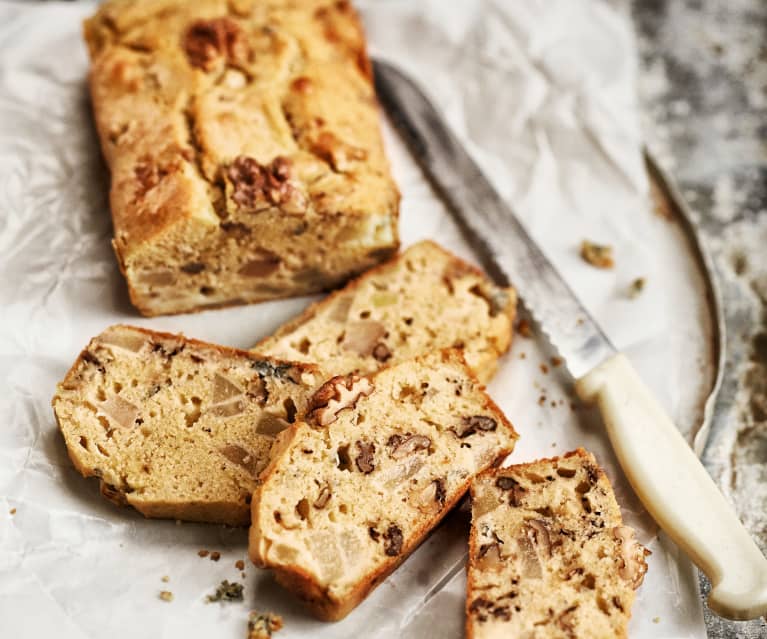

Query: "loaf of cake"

xmin=249 ymin=349 xmax=518 ymax=620
xmin=467 ymin=449 xmax=649 ymax=639
xmin=52 ymin=325 xmax=321 ymax=525
xmin=254 ymin=241 xmax=516 ymax=382
xmin=83 ymin=0 xmax=399 ymax=316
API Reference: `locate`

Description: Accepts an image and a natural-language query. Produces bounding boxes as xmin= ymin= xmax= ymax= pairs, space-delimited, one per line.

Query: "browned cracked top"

xmin=84 ymin=0 xmax=398 ymax=259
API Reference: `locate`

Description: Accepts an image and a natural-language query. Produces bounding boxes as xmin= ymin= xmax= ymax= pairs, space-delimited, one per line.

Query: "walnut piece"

xmin=307 ymin=375 xmax=374 ymax=426
xmin=495 ymin=475 xmax=527 ymax=506
xmin=383 ymin=524 xmax=403 ymax=556
xmin=313 ymin=484 xmax=332 ymax=509
xmin=388 ymin=434 xmax=432 ymax=459
xmin=354 ymin=441 xmax=375 ymax=473
xmin=184 ymin=18 xmax=250 ymax=72
xmin=228 ymin=155 xmax=307 ymax=214
xmin=612 ymin=526 xmax=650 ymax=589
xmin=455 ymin=415 xmax=498 ymax=438
xmin=580 ymin=240 xmax=614 ymax=269
xmin=247 ymin=611 xmax=283 ymax=639
xmin=372 ymin=343 xmax=392 ymax=362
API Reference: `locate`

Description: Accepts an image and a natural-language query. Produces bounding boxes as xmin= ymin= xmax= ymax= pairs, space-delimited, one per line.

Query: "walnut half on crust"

xmin=307 ymin=375 xmax=374 ymax=426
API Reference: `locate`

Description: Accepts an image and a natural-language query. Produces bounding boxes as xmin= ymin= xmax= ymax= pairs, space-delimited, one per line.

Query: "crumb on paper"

xmin=9 ymin=508 xmax=16 ymax=515
xmin=580 ymin=240 xmax=614 ymax=269
xmin=516 ymin=319 xmax=532 ymax=338
xmin=540 ymin=364 xmax=549 ymax=374
xmin=550 ymin=356 xmax=562 ymax=367
xmin=519 ymin=352 xmax=526 ymax=359
xmin=248 ymin=612 xmax=283 ymax=639
xmin=628 ymin=277 xmax=646 ymax=298
xmin=210 ymin=551 xmax=221 ymax=561
xmin=538 ymin=395 xmax=546 ymax=406
xmin=159 ymin=591 xmax=173 ymax=602
xmin=198 ymin=549 xmax=209 ymax=557
xmin=235 ymin=559 xmax=245 ymax=571
xmin=161 ymin=575 xmax=170 ymax=583
xmin=206 ymin=580 xmax=244 ymax=603
xmin=653 ymin=617 xmax=660 ymax=624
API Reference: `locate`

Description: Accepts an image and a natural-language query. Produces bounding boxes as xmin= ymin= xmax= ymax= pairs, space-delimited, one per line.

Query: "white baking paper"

xmin=0 ymin=1 xmax=711 ymax=637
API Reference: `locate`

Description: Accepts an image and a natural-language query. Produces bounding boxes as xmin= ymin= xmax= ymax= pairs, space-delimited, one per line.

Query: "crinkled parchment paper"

xmin=0 ymin=1 xmax=711 ymax=637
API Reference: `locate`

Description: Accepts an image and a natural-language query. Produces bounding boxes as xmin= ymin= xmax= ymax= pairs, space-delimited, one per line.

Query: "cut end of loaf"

xmin=52 ymin=324 xmax=321 ymax=525
xmin=250 ymin=349 xmax=518 ymax=620
xmin=467 ymin=449 xmax=649 ymax=639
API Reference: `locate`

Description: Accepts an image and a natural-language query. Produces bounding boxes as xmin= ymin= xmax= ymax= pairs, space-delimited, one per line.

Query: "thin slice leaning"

xmin=52 ymin=325 xmax=321 ymax=525
xmin=253 ymin=240 xmax=516 ymax=383
xmin=467 ymin=449 xmax=650 ymax=639
xmin=250 ymin=349 xmax=519 ymax=621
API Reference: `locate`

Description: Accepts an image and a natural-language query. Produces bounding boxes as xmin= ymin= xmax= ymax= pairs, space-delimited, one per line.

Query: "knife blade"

xmin=373 ymin=58 xmax=767 ymax=621
xmin=373 ymin=60 xmax=614 ymax=380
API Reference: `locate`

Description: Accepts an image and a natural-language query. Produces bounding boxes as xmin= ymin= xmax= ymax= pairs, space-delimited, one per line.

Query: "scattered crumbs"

xmin=732 ymin=252 xmax=748 ymax=275
xmin=198 ymin=549 xmax=210 ymax=558
xmin=653 ymin=617 xmax=660 ymax=624
xmin=207 ymin=580 xmax=244 ymax=603
xmin=519 ymin=352 xmax=527 ymax=359
xmin=516 ymin=318 xmax=532 ymax=338
xmin=235 ymin=559 xmax=245 ymax=571
xmin=538 ymin=395 xmax=546 ymax=406
xmin=576 ymin=317 xmax=585 ymax=326
xmin=9 ymin=508 xmax=16 ymax=515
xmin=161 ymin=575 xmax=170 ymax=583
xmin=540 ymin=364 xmax=549 ymax=374
xmin=550 ymin=357 xmax=562 ymax=368
xmin=241 ymin=572 xmax=247 ymax=579
xmin=159 ymin=591 xmax=174 ymax=602
xmin=551 ymin=442 xmax=557 ymax=448
xmin=580 ymin=240 xmax=614 ymax=269
xmin=550 ymin=400 xmax=557 ymax=408
xmin=628 ymin=277 xmax=646 ymax=298
xmin=210 ymin=551 xmax=221 ymax=562
xmin=248 ymin=611 xmax=283 ymax=639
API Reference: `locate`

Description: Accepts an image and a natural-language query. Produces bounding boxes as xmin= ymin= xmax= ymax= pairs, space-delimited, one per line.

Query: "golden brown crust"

xmin=84 ymin=0 xmax=399 ymax=316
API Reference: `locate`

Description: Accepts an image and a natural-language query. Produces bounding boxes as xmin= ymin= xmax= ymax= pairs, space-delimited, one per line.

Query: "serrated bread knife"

xmin=373 ymin=59 xmax=767 ymax=621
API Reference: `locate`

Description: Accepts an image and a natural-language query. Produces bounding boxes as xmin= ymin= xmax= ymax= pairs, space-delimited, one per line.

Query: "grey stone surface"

xmin=631 ymin=1 xmax=767 ymax=637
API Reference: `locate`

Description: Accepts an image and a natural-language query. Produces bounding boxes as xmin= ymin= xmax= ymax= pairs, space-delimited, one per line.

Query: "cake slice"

xmin=467 ymin=449 xmax=649 ymax=639
xmin=253 ymin=241 xmax=516 ymax=383
xmin=249 ymin=349 xmax=518 ymax=621
xmin=52 ymin=325 xmax=321 ymax=525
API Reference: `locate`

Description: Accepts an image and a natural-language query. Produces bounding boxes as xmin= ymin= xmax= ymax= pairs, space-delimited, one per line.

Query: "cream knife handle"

xmin=576 ymin=353 xmax=767 ymax=621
